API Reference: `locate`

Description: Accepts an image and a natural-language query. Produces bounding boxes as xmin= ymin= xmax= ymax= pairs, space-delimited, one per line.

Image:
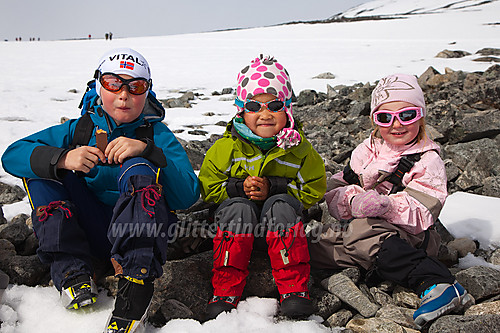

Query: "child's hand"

xmin=57 ymin=146 xmax=106 ymax=173
xmin=243 ymin=176 xmax=270 ymax=201
xmin=351 ymin=190 xmax=391 ymax=218
xmin=105 ymin=137 xmax=147 ymax=164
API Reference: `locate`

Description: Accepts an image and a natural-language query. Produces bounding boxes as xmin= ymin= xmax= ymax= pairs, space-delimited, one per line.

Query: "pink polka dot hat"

xmin=235 ymin=55 xmax=301 ymax=149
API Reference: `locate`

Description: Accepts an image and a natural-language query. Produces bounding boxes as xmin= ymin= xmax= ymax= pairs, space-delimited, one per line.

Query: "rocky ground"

xmin=1 ymin=61 xmax=499 ymax=332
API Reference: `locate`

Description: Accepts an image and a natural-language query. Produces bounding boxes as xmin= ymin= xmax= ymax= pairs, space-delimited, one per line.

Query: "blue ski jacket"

xmin=1 ymin=93 xmax=200 ymax=210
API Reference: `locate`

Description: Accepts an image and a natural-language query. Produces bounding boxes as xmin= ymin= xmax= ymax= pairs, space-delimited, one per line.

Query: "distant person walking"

xmin=109 ymin=32 xmax=113 ymax=40
xmin=105 ymin=33 xmax=109 ymax=40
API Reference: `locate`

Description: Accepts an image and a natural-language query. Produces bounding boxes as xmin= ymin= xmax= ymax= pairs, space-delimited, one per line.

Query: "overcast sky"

xmin=0 ymin=0 xmax=370 ymax=41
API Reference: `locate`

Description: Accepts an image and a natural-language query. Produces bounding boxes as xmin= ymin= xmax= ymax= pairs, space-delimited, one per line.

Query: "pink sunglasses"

xmin=373 ymin=107 xmax=424 ymax=127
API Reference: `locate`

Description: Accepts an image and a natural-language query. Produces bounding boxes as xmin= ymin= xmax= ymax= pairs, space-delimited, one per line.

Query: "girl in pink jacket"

xmin=309 ymin=74 xmax=472 ymax=328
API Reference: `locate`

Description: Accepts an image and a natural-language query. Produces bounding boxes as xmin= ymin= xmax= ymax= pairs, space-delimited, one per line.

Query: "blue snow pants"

xmin=27 ymin=157 xmax=176 ymax=290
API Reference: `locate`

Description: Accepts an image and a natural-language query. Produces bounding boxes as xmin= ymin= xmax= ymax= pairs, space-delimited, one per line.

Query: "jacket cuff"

xmin=267 ymin=176 xmax=288 ymax=196
xmin=30 ymin=146 xmax=69 ymax=180
xmin=139 ymin=138 xmax=167 ymax=168
xmin=226 ymin=177 xmax=247 ymax=198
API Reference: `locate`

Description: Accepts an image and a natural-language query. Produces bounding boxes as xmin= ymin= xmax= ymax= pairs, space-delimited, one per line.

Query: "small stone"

xmin=326 ymin=309 xmax=353 ymax=328
xmin=465 ymin=300 xmax=500 ymax=315
xmin=447 ymin=238 xmax=477 ymax=258
xmin=392 ymin=286 xmax=420 ymax=309
xmin=313 ymin=72 xmax=336 ymax=79
xmin=346 ymin=317 xmax=407 ymax=333
xmin=321 ymin=273 xmax=380 ymax=317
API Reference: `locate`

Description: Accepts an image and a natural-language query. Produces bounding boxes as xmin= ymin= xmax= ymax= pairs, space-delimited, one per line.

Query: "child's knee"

xmin=214 ymin=198 xmax=259 ymax=232
xmin=263 ymin=194 xmax=303 ymax=231
xmin=117 ymin=157 xmax=158 ymax=192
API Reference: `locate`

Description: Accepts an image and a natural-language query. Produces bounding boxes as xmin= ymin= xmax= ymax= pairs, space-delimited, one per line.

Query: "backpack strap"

xmin=70 ymin=113 xmax=155 ymax=150
xmin=342 ymin=163 xmax=361 ymax=186
xmin=342 ymin=152 xmax=422 ymax=193
xmin=135 ymin=120 xmax=154 ymax=142
xmin=70 ymin=112 xmax=95 ymax=149
xmin=387 ymin=153 xmax=422 ymax=194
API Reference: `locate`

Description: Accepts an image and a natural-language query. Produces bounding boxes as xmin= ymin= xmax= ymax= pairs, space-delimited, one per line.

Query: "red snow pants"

xmin=211 ymin=194 xmax=310 ymax=296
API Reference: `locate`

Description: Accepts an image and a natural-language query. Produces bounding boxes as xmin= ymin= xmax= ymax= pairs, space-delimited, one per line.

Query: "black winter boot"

xmin=279 ymin=292 xmax=314 ymax=318
xmin=205 ymin=295 xmax=240 ymax=320
xmin=105 ymin=276 xmax=154 ymax=333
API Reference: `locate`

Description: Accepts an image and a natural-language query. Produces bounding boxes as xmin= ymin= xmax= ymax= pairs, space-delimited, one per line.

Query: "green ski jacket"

xmin=199 ymin=120 xmax=326 ymax=209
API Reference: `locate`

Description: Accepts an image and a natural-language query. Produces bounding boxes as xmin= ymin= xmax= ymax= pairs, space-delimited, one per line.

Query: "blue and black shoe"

xmin=413 ymin=281 xmax=473 ymax=328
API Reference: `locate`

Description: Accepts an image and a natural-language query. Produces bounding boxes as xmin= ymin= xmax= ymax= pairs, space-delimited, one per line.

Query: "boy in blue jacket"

xmin=1 ymin=48 xmax=200 ymax=332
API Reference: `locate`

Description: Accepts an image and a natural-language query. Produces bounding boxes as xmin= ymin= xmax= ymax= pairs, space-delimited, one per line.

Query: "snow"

xmin=440 ymin=192 xmax=500 ymax=250
xmin=0 ymin=0 xmax=499 ymax=331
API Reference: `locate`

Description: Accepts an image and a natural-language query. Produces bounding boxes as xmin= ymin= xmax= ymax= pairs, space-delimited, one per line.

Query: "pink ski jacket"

xmin=325 ymin=134 xmax=447 ymax=235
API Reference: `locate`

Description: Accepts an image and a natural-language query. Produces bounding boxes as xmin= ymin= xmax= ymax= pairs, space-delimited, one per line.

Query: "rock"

xmin=473 ymin=56 xmax=500 ymax=63
xmin=326 ymin=309 xmax=353 ymax=328
xmin=296 ymin=89 xmax=322 ymax=106
xmin=418 ymin=66 xmax=440 ymax=89
xmin=326 ymin=84 xmax=338 ymax=99
xmin=187 ymin=129 xmax=208 ymax=136
xmin=370 ymin=286 xmax=395 ymax=307
xmin=149 ymin=299 xmax=194 ymax=327
xmin=447 ymin=238 xmax=477 ymax=258
xmin=476 ymin=48 xmax=500 ymax=56
xmin=376 ymin=304 xmax=418 ymax=330
xmin=435 ymin=49 xmax=471 ymax=58
xmin=150 ymin=251 xmax=213 ymax=322
xmin=0 ymin=221 xmax=32 ymax=252
xmin=0 ymin=254 xmax=49 ymax=286
xmin=0 ymin=207 xmax=6 ymax=225
xmin=0 ymin=238 xmax=16 ymax=258
xmin=321 ymin=273 xmax=380 ymax=317
xmin=0 ymin=182 xmax=26 ymax=205
xmin=455 ymin=266 xmax=500 ymax=301
xmin=159 ymin=93 xmax=193 ymax=108
xmin=150 ymin=249 xmax=276 ymax=322
xmin=392 ymin=286 xmax=420 ymax=309
xmin=19 ymin=232 xmax=38 ymax=256
xmin=346 ymin=317 xmax=409 ymax=333
xmin=438 ymin=244 xmax=459 ymax=267
xmin=465 ymin=300 xmax=500 ymax=315
xmin=313 ymin=72 xmax=336 ymax=79
xmin=482 ymin=176 xmax=500 ymax=198
xmin=490 ymin=248 xmax=500 ymax=266
xmin=242 ymin=251 xmax=276 ymax=298
xmin=463 ymin=72 xmax=487 ymax=90
xmin=221 ymin=87 xmax=233 ymax=95
xmin=310 ymin=285 xmax=342 ymax=319
xmin=429 ymin=314 xmax=500 ymax=333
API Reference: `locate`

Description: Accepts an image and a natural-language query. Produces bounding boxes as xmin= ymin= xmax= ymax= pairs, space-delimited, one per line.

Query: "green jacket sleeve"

xmin=287 ymin=148 xmax=326 ymax=209
xmin=199 ymin=139 xmax=232 ymax=204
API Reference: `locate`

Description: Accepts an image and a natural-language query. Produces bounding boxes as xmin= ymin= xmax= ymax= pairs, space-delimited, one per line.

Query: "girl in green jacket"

xmin=199 ymin=55 xmax=326 ymax=320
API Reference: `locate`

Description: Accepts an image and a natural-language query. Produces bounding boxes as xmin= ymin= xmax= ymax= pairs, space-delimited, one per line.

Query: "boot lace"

xmin=38 ymin=201 xmax=72 ymax=222
xmin=278 ymin=226 xmax=296 ymax=258
xmin=213 ymin=230 xmax=234 ymax=262
xmin=134 ymin=185 xmax=162 ymax=217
